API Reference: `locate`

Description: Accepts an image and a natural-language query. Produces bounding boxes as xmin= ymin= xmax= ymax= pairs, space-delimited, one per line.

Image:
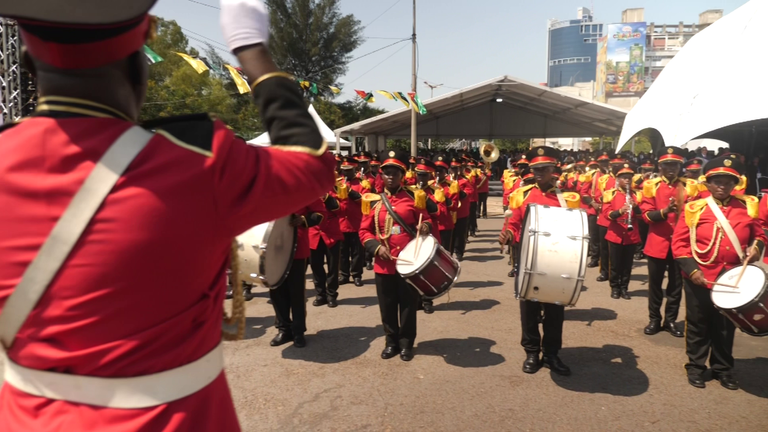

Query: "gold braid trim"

xmin=223 ymin=239 xmax=246 ymax=341
xmin=373 ymin=201 xmax=393 ymax=245
xmin=691 ymin=222 xmax=723 ymax=266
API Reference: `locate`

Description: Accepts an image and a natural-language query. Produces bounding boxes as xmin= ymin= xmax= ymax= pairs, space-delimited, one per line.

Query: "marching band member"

xmin=270 ymin=200 xmax=327 ymax=348
xmin=477 ymin=161 xmax=491 ymax=219
xmin=310 ymin=191 xmax=344 ymax=308
xmin=434 ymin=154 xmax=459 ymax=251
xmin=413 ymin=158 xmax=443 ymax=314
xmin=356 ymin=151 xmax=377 ymax=271
xmin=0 ymin=0 xmax=335 ymax=429
xmin=604 ymin=164 xmax=643 ymax=300
xmin=360 ymin=150 xmax=432 ymax=361
xmin=499 ymin=147 xmax=581 ymax=376
xmin=640 ymin=147 xmax=690 ymax=338
xmin=684 ymin=158 xmax=704 ymax=180
xmin=338 ymin=156 xmax=370 ymax=287
xmin=502 ymin=164 xmax=519 ymax=211
xmin=634 ymin=161 xmax=656 ymax=260
xmin=580 ymin=159 xmax=601 ymax=267
xmin=404 ymin=156 xmax=418 ymax=186
xmin=450 ymin=156 xmax=474 ymax=261
xmin=507 ymin=168 xmax=535 ymax=278
xmin=593 ymin=156 xmax=624 ymax=282
xmin=466 ymin=159 xmax=480 ymax=238
xmin=372 ymin=156 xmax=384 ymax=193
xmin=672 ymin=155 xmax=765 ymax=390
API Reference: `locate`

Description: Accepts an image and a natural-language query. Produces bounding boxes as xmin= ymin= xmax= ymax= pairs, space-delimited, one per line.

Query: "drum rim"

xmin=516 ymin=204 xmax=538 ymax=299
xmin=397 ymin=235 xmax=438 ymax=277
xmin=267 ymin=216 xmax=298 ymax=289
xmin=712 ymin=264 xmax=768 ymax=310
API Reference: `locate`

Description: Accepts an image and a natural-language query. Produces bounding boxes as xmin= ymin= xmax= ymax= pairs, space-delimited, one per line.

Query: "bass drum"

xmin=235 ymin=216 xmax=297 ymax=289
xmin=712 ymin=265 xmax=768 ymax=337
xmin=516 ymin=204 xmax=589 ymax=306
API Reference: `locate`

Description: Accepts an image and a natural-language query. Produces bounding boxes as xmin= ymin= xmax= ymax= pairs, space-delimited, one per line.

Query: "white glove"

xmin=220 ymin=0 xmax=270 ymax=52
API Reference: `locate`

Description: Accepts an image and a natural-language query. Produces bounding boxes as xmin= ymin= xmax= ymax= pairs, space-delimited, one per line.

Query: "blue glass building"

xmin=547 ymin=8 xmax=603 ymax=88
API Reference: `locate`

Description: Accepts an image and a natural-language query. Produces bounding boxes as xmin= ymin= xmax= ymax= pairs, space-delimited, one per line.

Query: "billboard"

xmin=601 ymin=23 xmax=646 ymax=98
xmin=595 ymin=35 xmax=608 ymax=103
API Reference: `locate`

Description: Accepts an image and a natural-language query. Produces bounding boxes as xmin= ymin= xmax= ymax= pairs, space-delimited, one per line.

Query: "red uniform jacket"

xmin=468 ymin=171 xmax=479 ymax=203
xmin=296 ymin=198 xmax=330 ymax=259
xmin=456 ymin=177 xmax=474 ymax=219
xmin=759 ymin=194 xmax=768 ymax=264
xmin=374 ymin=172 xmax=385 ymax=194
xmin=502 ymin=176 xmax=517 ymax=207
xmin=476 ymin=171 xmax=490 ymax=193
xmin=640 ymin=177 xmax=688 ymax=259
xmin=595 ymin=174 xmax=616 ymax=228
xmin=0 ymin=84 xmax=334 ymax=430
xmin=404 ymin=171 xmax=418 ymax=186
xmin=310 ymin=192 xmax=343 ymax=249
xmin=339 ymin=178 xmax=370 ymax=232
xmin=360 ymin=188 xmax=431 ymax=274
xmin=357 ymin=172 xmax=378 ymax=193
xmin=435 ymin=179 xmax=457 ymax=231
xmin=579 ymin=171 xmax=602 ymax=217
xmin=604 ymin=189 xmax=642 ymax=245
xmin=423 ymin=187 xmax=444 ymax=241
xmin=673 ymin=196 xmax=766 ymax=284
xmin=504 ymin=185 xmax=580 ymax=242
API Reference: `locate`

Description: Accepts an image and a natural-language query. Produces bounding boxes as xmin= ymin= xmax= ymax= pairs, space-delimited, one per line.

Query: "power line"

xmin=180 ymin=27 xmax=229 ymax=51
xmin=144 ymin=92 xmax=242 ymax=105
xmin=362 ymin=0 xmax=402 ymax=29
xmin=186 ymin=0 xmax=220 ymax=10
xmin=346 ymin=43 xmax=408 ymax=85
xmin=306 ymin=38 xmax=409 ymax=79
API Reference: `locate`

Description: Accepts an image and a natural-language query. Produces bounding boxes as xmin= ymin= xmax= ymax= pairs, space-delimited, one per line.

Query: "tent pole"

xmin=335 ymin=133 xmax=341 ymax=154
xmin=409 ymin=0 xmax=417 ymax=157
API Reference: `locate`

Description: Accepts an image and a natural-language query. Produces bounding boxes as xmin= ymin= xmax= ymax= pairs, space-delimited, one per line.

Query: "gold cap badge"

xmin=537 ymin=148 xmax=544 ymax=155
xmin=724 ymin=159 xmax=732 ymax=167
xmin=667 ymin=148 xmax=674 ymax=154
xmin=389 ymin=151 xmax=395 ymax=157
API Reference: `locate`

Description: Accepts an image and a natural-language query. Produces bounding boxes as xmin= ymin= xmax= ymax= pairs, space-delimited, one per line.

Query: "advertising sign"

xmin=602 ymin=23 xmax=646 ymax=98
xmin=595 ymin=35 xmax=608 ymax=103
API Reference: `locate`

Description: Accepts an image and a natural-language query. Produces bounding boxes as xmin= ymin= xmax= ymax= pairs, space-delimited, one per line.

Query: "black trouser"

xmin=637 ymin=220 xmax=649 ymax=254
xmin=440 ymin=229 xmax=454 ymax=254
xmin=587 ymin=214 xmax=599 ymax=261
xmin=375 ymin=273 xmax=420 ymax=349
xmin=340 ymin=232 xmax=363 ymax=280
xmin=684 ymin=279 xmax=735 ymax=375
xmin=646 ymin=251 xmax=683 ymax=324
xmin=310 ymin=239 xmax=340 ymax=300
xmin=598 ymin=225 xmax=609 ymax=278
xmin=269 ymin=259 xmax=307 ymax=335
xmin=468 ymin=202 xmax=478 ymax=235
xmin=478 ymin=192 xmax=489 ymax=218
xmin=609 ymin=242 xmax=635 ymax=292
xmin=520 ymin=300 xmax=564 ymax=355
xmin=453 ymin=217 xmax=468 ymax=256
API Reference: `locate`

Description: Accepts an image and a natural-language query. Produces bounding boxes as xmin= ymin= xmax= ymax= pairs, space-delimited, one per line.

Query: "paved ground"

xmin=224 ymin=197 xmax=768 ymax=431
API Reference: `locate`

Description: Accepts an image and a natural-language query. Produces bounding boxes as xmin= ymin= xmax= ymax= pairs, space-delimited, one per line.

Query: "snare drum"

xmin=396 ymin=235 xmax=460 ymax=299
xmin=234 ymin=216 xmax=297 ymax=289
xmin=516 ymin=204 xmax=589 ymax=306
xmin=712 ymin=265 xmax=768 ymax=336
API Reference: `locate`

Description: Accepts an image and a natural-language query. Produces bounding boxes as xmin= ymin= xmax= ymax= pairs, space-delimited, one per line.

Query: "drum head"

xmin=265 ymin=216 xmax=297 ymax=286
xmin=396 ymin=235 xmax=437 ymax=276
xmin=712 ymin=265 xmax=766 ymax=309
xmin=515 ymin=204 xmax=538 ymax=295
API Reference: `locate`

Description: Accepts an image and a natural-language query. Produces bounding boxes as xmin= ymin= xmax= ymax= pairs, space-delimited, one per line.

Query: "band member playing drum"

xmin=338 ymin=156 xmax=369 ymax=287
xmin=413 ymin=158 xmax=444 ymax=314
xmin=310 ymin=191 xmax=343 ymax=308
xmin=499 ymin=146 xmax=573 ymax=376
xmin=604 ymin=164 xmax=643 ymax=300
xmin=360 ymin=150 xmax=432 ymax=361
xmin=450 ymin=156 xmax=473 ymax=261
xmin=640 ymin=147 xmax=690 ymax=338
xmin=270 ymin=201 xmax=327 ymax=348
xmin=672 ymin=155 xmax=765 ymax=390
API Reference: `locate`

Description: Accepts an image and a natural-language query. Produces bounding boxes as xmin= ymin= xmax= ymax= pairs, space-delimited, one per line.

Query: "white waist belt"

xmin=2 ymin=343 xmax=223 ymax=409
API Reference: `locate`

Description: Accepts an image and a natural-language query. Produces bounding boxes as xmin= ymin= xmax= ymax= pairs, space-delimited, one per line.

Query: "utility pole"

xmin=424 ymin=81 xmax=443 ymax=99
xmin=410 ymin=0 xmax=417 ymax=157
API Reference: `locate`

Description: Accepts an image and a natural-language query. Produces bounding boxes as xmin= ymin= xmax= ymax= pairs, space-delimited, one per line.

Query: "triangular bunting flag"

xmin=394 ymin=92 xmax=411 ymax=108
xmin=408 ymin=92 xmax=427 ymax=115
xmin=355 ymin=89 xmax=375 ymax=103
xmin=329 ymin=86 xmax=342 ymax=94
xmin=224 ymin=64 xmax=251 ymax=94
xmin=376 ymin=90 xmax=396 ymax=101
xmin=143 ymin=45 xmax=163 ymax=64
xmin=310 ymin=82 xmax=318 ymax=95
xmin=175 ymin=52 xmax=209 ymax=74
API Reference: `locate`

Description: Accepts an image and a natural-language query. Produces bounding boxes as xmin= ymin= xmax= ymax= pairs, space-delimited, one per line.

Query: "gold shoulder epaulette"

xmin=361 ymin=193 xmax=381 ymax=215
xmin=433 ymin=186 xmax=446 ymax=203
xmin=733 ymin=194 xmax=760 ymax=219
xmin=579 ymin=172 xmax=593 ymax=183
xmin=562 ymin=192 xmax=581 ymax=209
xmin=685 ymin=179 xmax=700 ymax=198
xmin=510 ymin=184 xmax=536 ymax=210
xmin=602 ymin=189 xmax=618 ymax=204
xmin=449 ymin=181 xmax=460 ymax=195
xmin=735 ymin=175 xmax=747 ymax=191
xmin=684 ymin=199 xmax=708 ymax=227
xmin=405 ymin=171 xmax=414 ymax=179
xmin=643 ymin=178 xmax=662 ymax=199
xmin=635 ymin=191 xmax=643 ymax=202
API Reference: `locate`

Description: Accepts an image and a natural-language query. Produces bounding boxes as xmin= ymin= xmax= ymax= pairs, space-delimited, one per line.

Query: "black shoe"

xmin=644 ymin=320 xmax=662 ymax=335
xmin=423 ymin=302 xmax=434 ymax=314
xmin=353 ymin=278 xmax=364 ymax=287
xmin=225 ymin=286 xmax=233 ymax=300
xmin=312 ymin=297 xmax=328 ymax=307
xmin=587 ymin=260 xmax=599 ymax=268
xmin=293 ymin=334 xmax=306 ymax=348
xmin=522 ymin=353 xmax=540 ymax=374
xmin=327 ymin=298 xmax=338 ymax=308
xmin=508 ymin=270 xmax=516 ymax=278
xmin=687 ymin=374 xmax=706 ymax=389
xmin=621 ymin=290 xmax=631 ymax=300
xmin=243 ymin=288 xmax=254 ymax=301
xmin=611 ymin=290 xmax=620 ymax=299
xmin=270 ymin=331 xmax=294 ymax=347
xmin=338 ymin=277 xmax=350 ymax=286
xmin=714 ymin=373 xmax=739 ymax=390
xmin=365 ymin=262 xmax=374 ymax=271
xmin=400 ymin=348 xmax=414 ymax=361
xmin=634 ymin=253 xmax=645 ymax=260
xmin=381 ymin=346 xmax=398 ymax=359
xmin=596 ymin=275 xmax=608 ymax=282
xmin=456 ymin=254 xmax=464 ymax=262
xmin=663 ymin=321 xmax=684 ymax=338
xmin=471 ymin=232 xmax=477 ymax=238
xmin=542 ymin=355 xmax=571 ymax=376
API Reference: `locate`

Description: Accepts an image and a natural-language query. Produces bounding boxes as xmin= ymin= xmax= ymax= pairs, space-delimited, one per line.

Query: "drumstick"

xmin=414 ymin=214 xmax=423 ymax=260
xmin=734 ymin=257 xmax=750 ymax=287
xmin=705 ymin=280 xmax=740 ymax=290
xmin=394 ymin=256 xmax=414 ymax=264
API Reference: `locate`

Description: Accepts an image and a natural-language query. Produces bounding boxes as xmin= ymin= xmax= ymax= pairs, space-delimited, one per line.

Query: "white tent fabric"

xmin=618 ymin=0 xmax=768 ymax=148
xmin=681 ymin=138 xmax=729 ymax=152
xmin=247 ymin=105 xmax=350 ymax=147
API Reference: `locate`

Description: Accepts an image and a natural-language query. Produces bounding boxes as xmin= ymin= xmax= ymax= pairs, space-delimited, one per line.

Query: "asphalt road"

xmin=225 ymin=197 xmax=768 ymax=432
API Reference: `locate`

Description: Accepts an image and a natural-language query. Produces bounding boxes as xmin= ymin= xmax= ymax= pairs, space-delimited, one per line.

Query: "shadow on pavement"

xmin=551 ymin=345 xmax=649 ymax=397
xmin=564 ymin=307 xmax=618 ymax=326
xmin=436 ymin=299 xmax=501 ymax=315
xmin=462 ymin=254 xmax=504 ymax=263
xmin=626 ymin=288 xmax=649 ymax=298
xmin=281 ymin=325 xmax=383 ymax=364
xmin=240 ymin=316 xmax=276 ymax=340
xmin=630 ymin=274 xmax=648 ymax=285
xmin=453 ymin=280 xmax=505 ymax=289
xmin=734 ymin=357 xmax=768 ymax=398
xmin=338 ymin=296 xmax=379 ymax=308
xmin=416 ymin=337 xmax=505 ymax=368
xmin=465 ymin=247 xmax=503 ymax=254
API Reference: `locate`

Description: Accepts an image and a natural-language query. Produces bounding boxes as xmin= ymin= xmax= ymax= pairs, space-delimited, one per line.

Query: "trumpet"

xmin=626 ymin=183 xmax=634 ymax=232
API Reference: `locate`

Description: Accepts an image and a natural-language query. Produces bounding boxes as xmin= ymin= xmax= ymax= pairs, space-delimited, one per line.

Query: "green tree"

xmin=266 ymin=0 xmax=364 ymax=97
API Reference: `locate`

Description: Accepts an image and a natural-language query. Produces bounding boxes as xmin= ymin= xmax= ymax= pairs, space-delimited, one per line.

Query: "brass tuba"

xmin=481 ymin=142 xmax=500 ymax=163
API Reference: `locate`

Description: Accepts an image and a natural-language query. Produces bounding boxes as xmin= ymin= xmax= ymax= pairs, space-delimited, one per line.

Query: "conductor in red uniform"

xmin=672 ymin=155 xmax=765 ymax=390
xmin=360 ymin=150 xmax=432 ymax=362
xmin=0 ymin=1 xmax=335 ymax=430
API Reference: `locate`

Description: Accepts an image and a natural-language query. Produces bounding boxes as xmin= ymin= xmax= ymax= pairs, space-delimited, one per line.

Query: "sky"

xmin=151 ymin=0 xmax=749 ymax=111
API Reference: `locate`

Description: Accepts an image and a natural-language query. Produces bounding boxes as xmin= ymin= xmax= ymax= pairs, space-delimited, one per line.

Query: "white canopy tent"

xmin=617 ymin=0 xmax=768 ymax=150
xmin=681 ymin=138 xmax=729 ymax=152
xmin=248 ymin=105 xmax=351 ymax=150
